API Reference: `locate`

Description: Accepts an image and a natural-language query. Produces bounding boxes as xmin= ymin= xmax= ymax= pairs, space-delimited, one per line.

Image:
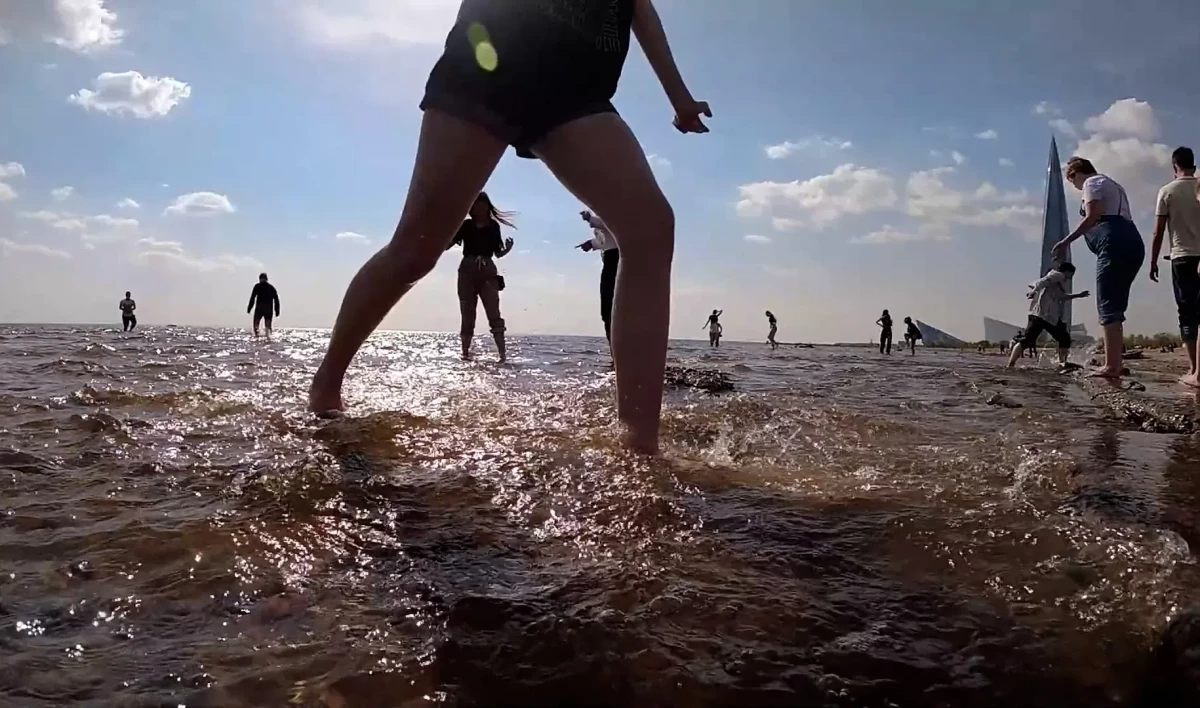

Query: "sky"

xmin=1 ymin=0 xmax=1198 ymax=342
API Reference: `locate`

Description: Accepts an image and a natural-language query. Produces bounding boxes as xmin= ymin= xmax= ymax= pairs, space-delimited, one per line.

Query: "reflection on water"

xmin=0 ymin=326 xmax=1197 ymax=707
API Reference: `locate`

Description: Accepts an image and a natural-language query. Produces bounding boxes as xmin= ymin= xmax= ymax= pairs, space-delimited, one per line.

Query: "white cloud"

xmin=1034 ymin=101 xmax=1062 ymax=117
xmin=51 ymin=186 xmax=74 ymax=202
xmin=646 ymin=153 xmax=672 ymax=175
xmin=0 ymin=237 xmax=71 ymax=259
xmin=335 ymin=231 xmax=370 ymax=243
xmin=136 ymin=247 xmax=263 ymax=273
xmin=69 ymin=71 xmax=192 ymax=119
xmin=765 ymin=136 xmax=853 ymax=159
xmin=853 ymin=225 xmax=946 ymax=245
xmin=163 ymin=192 xmax=236 ymax=217
xmin=951 ymin=150 xmax=967 ymax=165
xmin=905 ymin=167 xmax=1039 ymax=240
xmin=18 ymin=210 xmax=87 ymax=231
xmin=999 ymin=158 xmax=1015 ymax=167
xmin=743 ymin=234 xmax=772 ymax=244
xmin=975 ymin=129 xmax=999 ymax=140
xmin=115 ymin=198 xmax=140 ymax=210
xmin=0 ymin=0 xmax=123 ymax=52
xmin=1082 ymin=98 xmax=1159 ymax=140
xmin=0 ymin=162 xmax=26 ymax=180
xmin=137 ymin=237 xmax=184 ymax=254
xmin=1049 ymin=118 xmax=1078 ymax=139
xmin=292 ymin=0 xmax=458 ymax=48
xmin=0 ymin=183 xmax=14 ymax=201
xmin=89 ymin=214 xmax=139 ymax=230
xmin=737 ymin=163 xmax=898 ymax=229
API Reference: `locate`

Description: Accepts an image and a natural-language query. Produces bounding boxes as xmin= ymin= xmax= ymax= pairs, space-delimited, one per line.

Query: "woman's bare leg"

xmin=309 ymin=110 xmax=506 ymax=412
xmin=478 ymin=275 xmax=506 ymax=362
xmin=533 ymin=113 xmax=674 ymax=454
xmin=1091 ymin=322 xmax=1125 ymax=378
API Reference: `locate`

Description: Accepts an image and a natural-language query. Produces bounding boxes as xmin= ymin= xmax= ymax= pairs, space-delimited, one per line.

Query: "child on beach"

xmin=903 ymin=317 xmax=922 ymax=355
xmin=1006 ymin=262 xmax=1090 ymax=368
xmin=307 ymin=0 xmax=711 ymax=455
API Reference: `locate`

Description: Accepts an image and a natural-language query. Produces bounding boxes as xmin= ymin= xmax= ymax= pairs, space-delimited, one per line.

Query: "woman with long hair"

xmin=307 ymin=0 xmax=710 ymax=454
xmin=1052 ymin=157 xmax=1145 ymax=378
xmin=449 ymin=192 xmax=514 ymax=361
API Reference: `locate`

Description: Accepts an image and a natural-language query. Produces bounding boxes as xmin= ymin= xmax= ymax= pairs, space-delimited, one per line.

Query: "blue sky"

xmin=1 ymin=0 xmax=1197 ymax=342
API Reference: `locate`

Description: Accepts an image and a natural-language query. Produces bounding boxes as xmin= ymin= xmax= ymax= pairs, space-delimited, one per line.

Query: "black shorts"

xmin=1022 ymin=315 xmax=1071 ymax=349
xmin=254 ymin=311 xmax=274 ymax=328
xmin=420 ymin=24 xmax=621 ymax=158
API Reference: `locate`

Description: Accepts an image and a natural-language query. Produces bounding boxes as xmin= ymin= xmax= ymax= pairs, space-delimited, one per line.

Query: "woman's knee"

xmin=614 ymin=196 xmax=675 ymax=264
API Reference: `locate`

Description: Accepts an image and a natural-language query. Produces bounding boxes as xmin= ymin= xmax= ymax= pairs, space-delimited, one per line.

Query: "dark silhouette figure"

xmin=876 ymin=309 xmax=892 ymax=354
xmin=247 ymin=273 xmax=280 ymax=340
xmin=119 ymin=291 xmax=137 ymax=332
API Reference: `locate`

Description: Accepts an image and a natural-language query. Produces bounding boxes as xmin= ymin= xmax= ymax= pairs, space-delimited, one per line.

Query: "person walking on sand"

xmin=876 ymin=309 xmax=893 ymax=354
xmin=119 ymin=291 xmax=137 ymax=332
xmin=575 ymin=209 xmax=619 ymax=342
xmin=1006 ymin=262 xmax=1090 ymax=368
xmin=1148 ymin=147 xmax=1200 ymax=386
xmin=1053 ymin=157 xmax=1145 ymax=379
xmin=247 ymin=273 xmax=280 ymax=340
xmin=765 ymin=310 xmax=778 ymax=349
xmin=450 ymin=192 xmax=514 ymax=362
xmin=306 ymin=0 xmax=710 ymax=455
xmin=703 ymin=309 xmax=723 ymax=348
xmin=903 ymin=317 xmax=922 ymax=355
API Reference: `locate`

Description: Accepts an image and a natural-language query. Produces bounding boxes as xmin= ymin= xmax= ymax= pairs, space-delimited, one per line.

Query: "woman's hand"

xmin=673 ymin=99 xmax=712 ymax=134
xmin=504 ymin=237 xmax=514 ymax=251
xmin=1051 ymin=239 xmax=1070 ymax=261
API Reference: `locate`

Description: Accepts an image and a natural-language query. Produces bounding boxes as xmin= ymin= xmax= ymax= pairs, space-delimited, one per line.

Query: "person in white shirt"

xmin=1149 ymin=146 xmax=1200 ymax=385
xmin=1052 ymin=157 xmax=1146 ymax=378
xmin=1006 ymin=262 xmax=1090 ymax=368
xmin=575 ymin=210 xmax=620 ymax=342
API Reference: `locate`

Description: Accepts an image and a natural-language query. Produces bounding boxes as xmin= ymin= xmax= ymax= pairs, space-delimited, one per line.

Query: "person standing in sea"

xmin=306 ymin=0 xmax=711 ymax=455
xmin=703 ymin=310 xmax=723 ymax=347
xmin=247 ymin=273 xmax=281 ymax=340
xmin=1053 ymin=157 xmax=1145 ymax=379
xmin=1148 ymin=146 xmax=1200 ymax=385
xmin=765 ymin=310 xmax=778 ymax=349
xmin=119 ymin=291 xmax=137 ymax=332
xmin=876 ymin=309 xmax=892 ymax=354
xmin=449 ymin=192 xmax=514 ymax=361
xmin=575 ymin=209 xmax=619 ymax=342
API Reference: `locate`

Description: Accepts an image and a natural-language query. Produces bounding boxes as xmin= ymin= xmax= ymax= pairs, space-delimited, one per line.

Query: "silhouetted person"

xmin=576 ymin=209 xmax=618 ymax=342
xmin=247 ymin=273 xmax=280 ymax=340
xmin=876 ymin=309 xmax=893 ymax=354
xmin=119 ymin=291 xmax=137 ymax=332
xmin=903 ymin=317 xmax=922 ymax=355
xmin=765 ymin=310 xmax=778 ymax=349
xmin=703 ymin=309 xmax=723 ymax=347
xmin=449 ymin=192 xmax=515 ymax=361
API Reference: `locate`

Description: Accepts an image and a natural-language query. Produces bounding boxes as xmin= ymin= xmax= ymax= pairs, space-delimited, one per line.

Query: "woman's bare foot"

xmin=308 ymin=369 xmax=345 ymax=415
xmin=1087 ymin=366 xmax=1123 ymax=379
xmin=1182 ymin=373 xmax=1200 ymax=389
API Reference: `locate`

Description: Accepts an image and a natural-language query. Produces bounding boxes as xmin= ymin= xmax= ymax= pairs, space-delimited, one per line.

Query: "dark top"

xmin=879 ymin=314 xmax=892 ymax=330
xmin=119 ymin=298 xmax=135 ymax=315
xmin=767 ymin=314 xmax=777 ymax=326
xmin=451 ymin=220 xmax=506 ymax=258
xmin=248 ymin=282 xmax=280 ymax=315
xmin=447 ymin=0 xmax=635 ymax=100
xmin=906 ymin=322 xmax=921 ymax=339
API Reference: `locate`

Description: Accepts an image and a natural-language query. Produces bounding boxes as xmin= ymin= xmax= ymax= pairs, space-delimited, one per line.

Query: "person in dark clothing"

xmin=765 ymin=310 xmax=778 ymax=349
xmin=449 ymin=192 xmax=514 ymax=361
xmin=247 ymin=273 xmax=280 ymax=340
xmin=307 ymin=0 xmax=710 ymax=456
xmin=119 ymin=291 xmax=137 ymax=332
xmin=876 ymin=309 xmax=892 ymax=354
xmin=703 ymin=309 xmax=723 ymax=347
xmin=903 ymin=317 xmax=922 ymax=355
xmin=576 ymin=209 xmax=619 ymax=342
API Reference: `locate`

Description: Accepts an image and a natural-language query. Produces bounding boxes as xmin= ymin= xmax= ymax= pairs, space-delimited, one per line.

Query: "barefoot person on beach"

xmin=876 ymin=309 xmax=893 ymax=354
xmin=903 ymin=317 xmax=922 ymax=355
xmin=1053 ymin=157 xmax=1146 ymax=378
xmin=247 ymin=273 xmax=280 ymax=340
xmin=765 ymin=311 xmax=778 ymax=349
xmin=119 ymin=291 xmax=137 ymax=332
xmin=703 ymin=310 xmax=723 ymax=348
xmin=1006 ymin=262 xmax=1090 ymax=368
xmin=307 ymin=0 xmax=711 ymax=454
xmin=576 ymin=209 xmax=619 ymax=342
xmin=1149 ymin=147 xmax=1200 ymax=385
xmin=450 ymin=192 xmax=514 ymax=361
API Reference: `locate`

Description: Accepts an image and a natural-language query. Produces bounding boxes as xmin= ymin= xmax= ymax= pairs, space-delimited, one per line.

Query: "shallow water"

xmin=1 ymin=325 xmax=1198 ymax=707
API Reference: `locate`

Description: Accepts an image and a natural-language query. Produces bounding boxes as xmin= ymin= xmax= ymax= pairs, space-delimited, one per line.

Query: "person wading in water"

xmin=449 ymin=192 xmax=514 ymax=361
